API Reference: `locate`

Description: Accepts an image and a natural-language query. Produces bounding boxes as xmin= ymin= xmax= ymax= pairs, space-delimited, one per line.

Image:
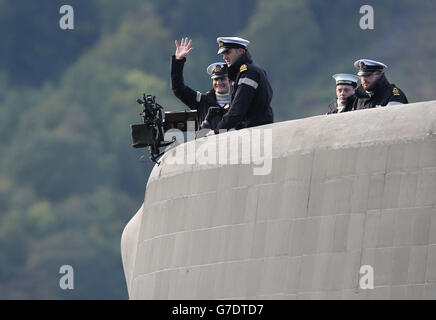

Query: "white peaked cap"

xmin=332 ymin=73 xmax=360 ymax=86
xmin=216 ymin=37 xmax=250 ymax=54
xmin=354 ymin=59 xmax=388 ymax=76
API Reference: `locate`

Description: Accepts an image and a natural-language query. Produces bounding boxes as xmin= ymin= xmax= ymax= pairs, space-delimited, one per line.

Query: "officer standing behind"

xmin=327 ymin=74 xmax=359 ymax=114
xmin=171 ymin=37 xmax=231 ymax=130
xmin=353 ymin=59 xmax=408 ymax=109
xmin=213 ymin=37 xmax=273 ymax=133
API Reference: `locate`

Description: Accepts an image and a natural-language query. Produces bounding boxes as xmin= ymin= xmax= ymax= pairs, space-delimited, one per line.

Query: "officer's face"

xmin=222 ymin=48 xmax=244 ymax=67
xmin=336 ymin=85 xmax=355 ymax=104
xmin=213 ymin=76 xmax=230 ymax=94
xmin=360 ymin=72 xmax=382 ymax=90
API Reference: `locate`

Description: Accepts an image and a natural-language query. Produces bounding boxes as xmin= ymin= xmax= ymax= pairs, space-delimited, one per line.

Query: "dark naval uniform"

xmin=327 ymin=73 xmax=359 ymax=114
xmin=215 ymin=50 xmax=273 ymax=131
xmin=353 ymin=59 xmax=408 ymax=110
xmin=170 ymin=55 xmax=221 ymax=128
xmin=214 ymin=37 xmax=273 ymax=132
xmin=327 ymin=95 xmax=356 ymax=114
xmin=354 ymin=74 xmax=408 ymax=110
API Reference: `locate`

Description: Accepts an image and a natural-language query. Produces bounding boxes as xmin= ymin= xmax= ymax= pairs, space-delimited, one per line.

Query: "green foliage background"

xmin=0 ymin=0 xmax=435 ymax=299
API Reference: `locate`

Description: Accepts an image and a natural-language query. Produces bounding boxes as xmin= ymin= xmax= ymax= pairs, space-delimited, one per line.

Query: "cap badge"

xmin=240 ymin=64 xmax=247 ymax=72
xmin=392 ymin=87 xmax=400 ymax=96
xmin=359 ymin=61 xmax=367 ymax=70
xmin=213 ymin=65 xmax=222 ymax=73
xmin=219 ymin=41 xmax=224 ymax=47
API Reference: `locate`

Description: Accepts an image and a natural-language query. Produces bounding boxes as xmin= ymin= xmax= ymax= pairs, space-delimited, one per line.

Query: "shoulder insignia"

xmin=392 ymin=87 xmax=400 ymax=96
xmin=240 ymin=64 xmax=247 ymax=72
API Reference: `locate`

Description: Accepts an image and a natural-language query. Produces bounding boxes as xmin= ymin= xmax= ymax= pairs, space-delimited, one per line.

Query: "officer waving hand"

xmin=171 ymin=37 xmax=231 ymax=131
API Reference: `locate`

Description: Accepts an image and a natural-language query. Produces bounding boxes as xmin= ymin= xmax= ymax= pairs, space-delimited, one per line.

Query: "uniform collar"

xmin=337 ymin=99 xmax=345 ymax=108
xmin=371 ymin=74 xmax=390 ymax=92
xmin=356 ymin=74 xmax=390 ymax=98
xmin=228 ymin=50 xmax=253 ymax=80
xmin=333 ymin=95 xmax=356 ymax=112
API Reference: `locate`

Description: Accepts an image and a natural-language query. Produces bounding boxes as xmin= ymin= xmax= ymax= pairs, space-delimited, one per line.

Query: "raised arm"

xmin=171 ymin=37 xmax=201 ymax=109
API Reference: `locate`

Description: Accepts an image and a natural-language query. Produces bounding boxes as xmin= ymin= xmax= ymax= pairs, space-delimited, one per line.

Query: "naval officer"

xmin=353 ymin=59 xmax=408 ymax=109
xmin=212 ymin=36 xmax=274 ymax=133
